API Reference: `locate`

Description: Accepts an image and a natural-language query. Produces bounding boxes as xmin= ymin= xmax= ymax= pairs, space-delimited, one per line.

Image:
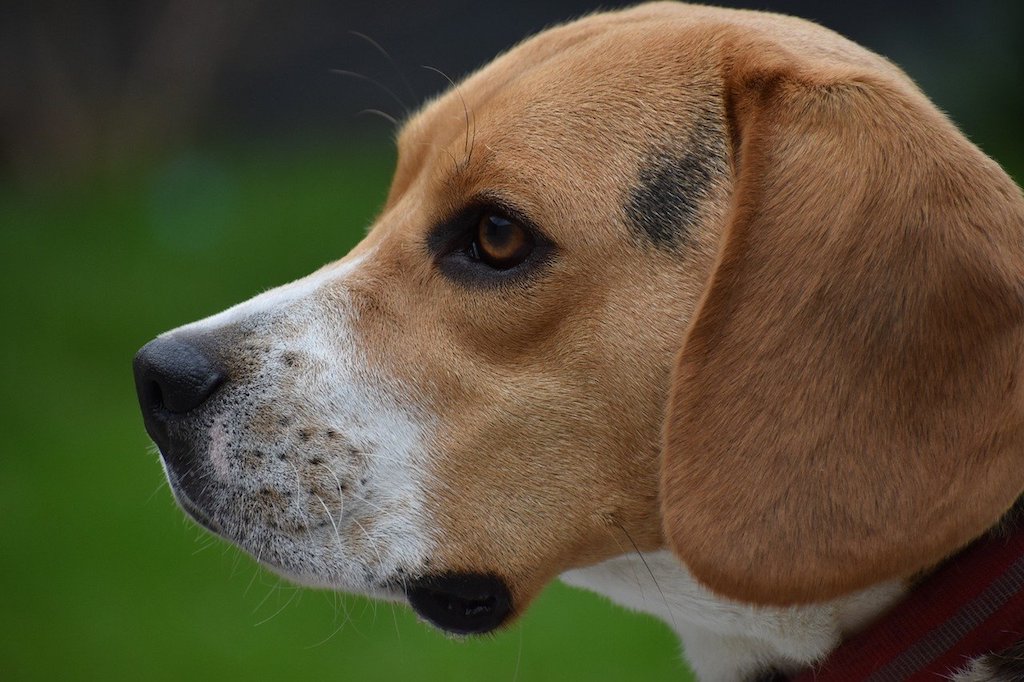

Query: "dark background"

xmin=1 ymin=2 xmax=1021 ymax=680
xmin=3 ymin=1 xmax=1022 ymax=186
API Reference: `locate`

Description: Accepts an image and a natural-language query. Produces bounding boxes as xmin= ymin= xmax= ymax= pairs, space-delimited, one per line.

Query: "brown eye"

xmin=468 ymin=213 xmax=533 ymax=269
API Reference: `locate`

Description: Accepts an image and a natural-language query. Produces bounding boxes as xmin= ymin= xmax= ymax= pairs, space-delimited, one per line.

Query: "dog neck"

xmin=560 ymin=551 xmax=906 ymax=682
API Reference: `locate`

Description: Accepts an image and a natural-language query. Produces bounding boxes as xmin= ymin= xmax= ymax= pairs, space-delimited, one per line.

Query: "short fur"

xmin=625 ymin=105 xmax=726 ymax=248
xmin=662 ymin=27 xmax=1024 ymax=604
xmin=142 ymin=3 xmax=1024 ymax=679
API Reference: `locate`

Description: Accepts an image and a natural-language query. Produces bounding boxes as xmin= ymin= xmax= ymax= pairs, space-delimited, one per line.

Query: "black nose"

xmin=133 ymin=337 xmax=225 ymax=424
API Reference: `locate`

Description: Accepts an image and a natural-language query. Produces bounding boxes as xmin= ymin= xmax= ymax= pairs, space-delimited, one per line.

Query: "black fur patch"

xmin=624 ymin=111 xmax=726 ymax=248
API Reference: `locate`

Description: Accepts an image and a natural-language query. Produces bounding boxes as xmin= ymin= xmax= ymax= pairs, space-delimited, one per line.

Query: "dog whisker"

xmin=599 ymin=522 xmax=645 ymax=595
xmin=350 ymin=515 xmax=386 ymax=577
xmin=253 ymin=583 xmax=301 ymax=627
xmin=314 ymin=492 xmax=344 ymax=549
xmin=614 ymin=521 xmax=679 ymax=633
xmin=251 ymin=574 xmax=286 ymax=615
xmin=330 ymin=68 xmax=409 ymax=116
xmin=145 ymin=476 xmax=168 ymax=504
xmin=303 ymin=602 xmax=353 ymax=649
xmin=356 ymin=108 xmax=401 ymax=130
xmin=243 ymin=543 xmax=267 ymax=598
xmin=349 ymin=30 xmax=417 ymax=107
xmin=421 ymin=65 xmax=475 ymax=165
xmin=344 ymin=487 xmax=389 ymax=517
xmin=512 ymin=624 xmax=524 ymax=682
xmin=389 ymin=599 xmax=403 ymax=642
xmin=190 ymin=523 xmax=219 ymax=555
xmin=318 ymin=463 xmax=346 ymax=498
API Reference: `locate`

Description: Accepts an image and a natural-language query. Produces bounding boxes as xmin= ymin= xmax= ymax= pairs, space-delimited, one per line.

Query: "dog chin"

xmin=403 ymin=573 xmax=514 ymax=635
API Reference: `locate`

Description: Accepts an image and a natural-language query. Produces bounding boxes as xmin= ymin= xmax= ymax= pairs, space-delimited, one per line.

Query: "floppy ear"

xmin=661 ymin=39 xmax=1024 ymax=605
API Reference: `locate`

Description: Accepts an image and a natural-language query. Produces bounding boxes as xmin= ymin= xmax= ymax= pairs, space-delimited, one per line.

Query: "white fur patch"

xmin=162 ymin=249 xmax=436 ymax=593
xmin=172 ymin=255 xmax=368 ymax=336
xmin=561 ymin=551 xmax=906 ymax=681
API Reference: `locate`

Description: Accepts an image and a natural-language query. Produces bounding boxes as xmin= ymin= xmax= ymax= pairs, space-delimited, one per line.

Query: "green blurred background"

xmin=1 ymin=2 xmax=1021 ymax=680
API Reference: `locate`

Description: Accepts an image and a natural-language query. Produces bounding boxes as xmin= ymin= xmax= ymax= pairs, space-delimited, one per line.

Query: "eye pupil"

xmin=482 ymin=215 xmax=514 ymax=248
xmin=471 ymin=211 xmax=532 ymax=269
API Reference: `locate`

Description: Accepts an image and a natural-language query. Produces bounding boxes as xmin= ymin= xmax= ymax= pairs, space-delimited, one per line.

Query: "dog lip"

xmin=404 ymin=572 xmax=513 ymax=635
xmin=178 ymin=494 xmax=221 ymax=534
xmin=165 ymin=470 xmax=223 ymax=535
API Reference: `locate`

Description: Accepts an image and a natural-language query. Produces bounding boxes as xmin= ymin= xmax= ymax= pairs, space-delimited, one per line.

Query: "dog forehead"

xmin=403 ymin=23 xmax=717 ymax=148
xmin=399 ymin=0 xmax=908 ymax=152
xmin=386 ymin=21 xmax=731 ymax=236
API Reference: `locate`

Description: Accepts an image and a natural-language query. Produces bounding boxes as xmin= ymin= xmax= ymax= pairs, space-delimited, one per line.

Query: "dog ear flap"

xmin=660 ymin=39 xmax=1024 ymax=605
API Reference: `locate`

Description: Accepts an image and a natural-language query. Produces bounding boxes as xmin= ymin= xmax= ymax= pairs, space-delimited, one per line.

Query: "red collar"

xmin=790 ymin=522 xmax=1024 ymax=681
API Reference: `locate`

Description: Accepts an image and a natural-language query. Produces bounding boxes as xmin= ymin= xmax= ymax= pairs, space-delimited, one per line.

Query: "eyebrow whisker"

xmin=349 ymin=30 xmax=418 ymax=106
xmin=357 ymin=108 xmax=401 ymax=130
xmin=330 ymin=68 xmax=409 ymax=117
xmin=421 ymin=65 xmax=476 ymax=166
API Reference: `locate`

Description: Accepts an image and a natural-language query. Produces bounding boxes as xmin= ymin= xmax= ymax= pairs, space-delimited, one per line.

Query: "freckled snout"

xmin=133 ymin=290 xmax=436 ymax=593
xmin=133 ymin=336 xmax=225 ymax=461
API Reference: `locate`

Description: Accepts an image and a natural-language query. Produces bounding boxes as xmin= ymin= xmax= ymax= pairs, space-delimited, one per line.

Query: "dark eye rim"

xmin=427 ymin=194 xmax=557 ymax=288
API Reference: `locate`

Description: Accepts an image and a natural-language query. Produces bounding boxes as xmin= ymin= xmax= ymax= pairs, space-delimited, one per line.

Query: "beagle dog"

xmin=133 ymin=3 xmax=1024 ymax=680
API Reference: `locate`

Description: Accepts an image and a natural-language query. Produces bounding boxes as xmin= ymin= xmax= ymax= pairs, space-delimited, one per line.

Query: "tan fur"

xmin=662 ymin=23 xmax=1024 ymax=605
xmin=337 ymin=1 xmax=1024 ymax=613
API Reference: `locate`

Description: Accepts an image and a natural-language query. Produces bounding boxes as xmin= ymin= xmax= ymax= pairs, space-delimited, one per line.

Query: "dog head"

xmin=134 ymin=3 xmax=1024 ymax=633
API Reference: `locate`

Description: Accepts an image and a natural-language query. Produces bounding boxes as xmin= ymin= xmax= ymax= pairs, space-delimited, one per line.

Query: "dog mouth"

xmin=404 ymin=572 xmax=513 ymax=634
xmin=164 ymin=468 xmax=223 ymax=535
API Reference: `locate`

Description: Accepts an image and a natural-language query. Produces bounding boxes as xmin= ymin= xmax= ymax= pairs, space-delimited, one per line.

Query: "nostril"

xmin=145 ymin=380 xmax=165 ymax=411
xmin=133 ymin=336 xmax=226 ymax=420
